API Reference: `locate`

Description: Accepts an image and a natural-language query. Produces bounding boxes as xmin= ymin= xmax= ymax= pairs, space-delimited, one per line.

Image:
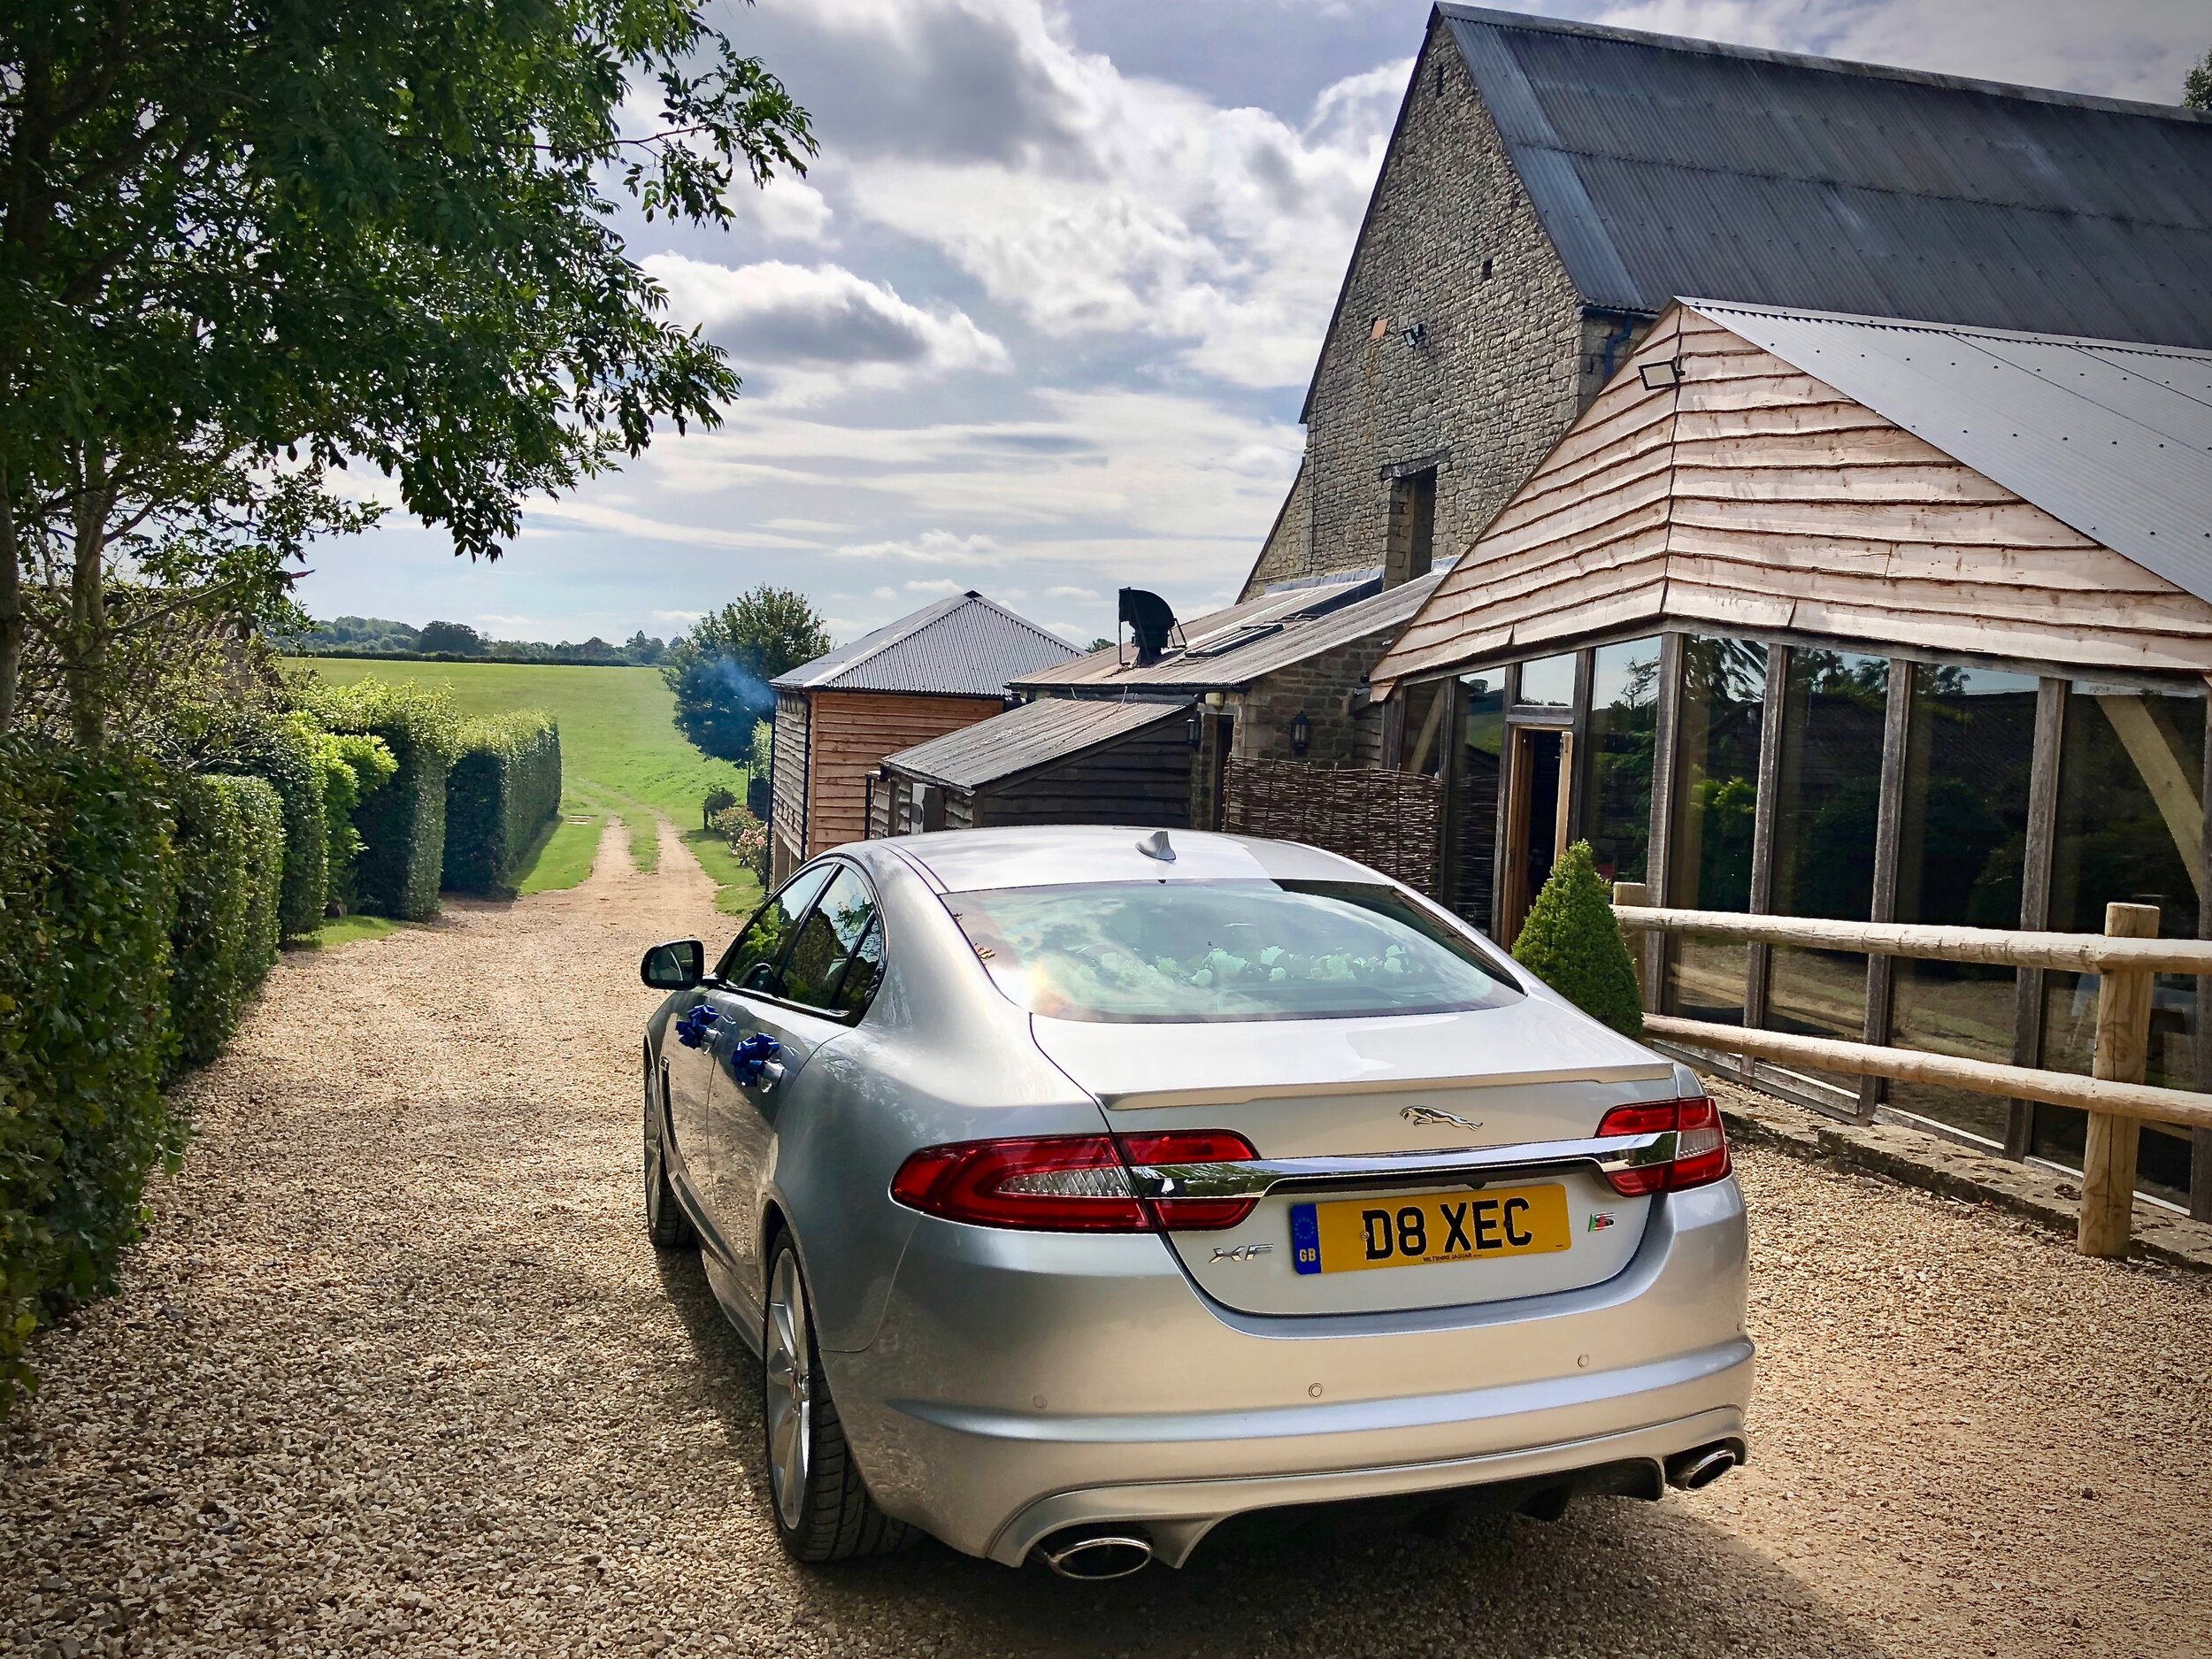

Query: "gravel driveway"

xmin=4 ymin=823 xmax=2208 ymax=1659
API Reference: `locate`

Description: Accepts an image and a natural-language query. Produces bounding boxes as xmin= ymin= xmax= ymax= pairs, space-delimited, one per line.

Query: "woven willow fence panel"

xmin=1222 ymin=757 xmax=1443 ymax=895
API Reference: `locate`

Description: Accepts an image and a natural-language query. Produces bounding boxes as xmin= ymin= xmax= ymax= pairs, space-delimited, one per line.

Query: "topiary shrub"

xmin=207 ymin=710 xmax=330 ymax=941
xmin=443 ymin=711 xmax=562 ymax=894
xmin=1511 ymin=841 xmax=1645 ymax=1037
xmin=298 ymin=680 xmax=461 ymax=919
xmin=702 ymin=787 xmax=737 ymax=831
xmin=0 ymin=740 xmax=180 ymax=1407
xmin=167 ymin=774 xmax=286 ymax=1077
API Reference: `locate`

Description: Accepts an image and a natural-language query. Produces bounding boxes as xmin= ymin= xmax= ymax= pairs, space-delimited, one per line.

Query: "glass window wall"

xmin=1888 ymin=665 xmax=2040 ymax=1142
xmin=1765 ymin=651 xmax=1890 ymax=1078
xmin=1581 ymin=639 xmax=1661 ymax=886
xmin=1517 ymin=652 xmax=1576 ymax=709
xmin=1665 ymin=636 xmax=1766 ymax=1025
xmin=1453 ymin=675 xmax=1505 ymax=933
xmin=2037 ymin=683 xmax=2205 ymax=1204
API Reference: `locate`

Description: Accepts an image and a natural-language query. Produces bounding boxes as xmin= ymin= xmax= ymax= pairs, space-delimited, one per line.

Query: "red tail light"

xmin=890 ymin=1131 xmax=1259 ymax=1233
xmin=1595 ymin=1094 xmax=1731 ymax=1194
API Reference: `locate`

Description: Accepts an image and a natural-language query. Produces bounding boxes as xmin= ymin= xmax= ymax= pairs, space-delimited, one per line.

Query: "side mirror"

xmin=641 ymin=939 xmax=705 ymax=992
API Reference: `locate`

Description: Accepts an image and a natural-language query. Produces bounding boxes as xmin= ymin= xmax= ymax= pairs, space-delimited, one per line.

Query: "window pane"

xmin=717 ymin=864 xmax=833 ymax=987
xmin=1581 ymin=638 xmax=1660 ymax=885
xmin=2036 ymin=683 xmax=2204 ymax=1203
xmin=1517 ymin=653 xmax=1576 ymax=708
xmin=778 ymin=869 xmax=876 ymax=1009
xmin=1665 ymin=636 xmax=1765 ymax=1024
xmin=949 ymin=880 xmax=1522 ymax=1024
xmin=1765 ymin=651 xmax=1889 ymax=1089
xmin=1888 ymin=664 xmax=2040 ymax=1142
xmin=832 ymin=918 xmax=887 ymax=1017
xmin=1452 ymin=673 xmax=1505 ymax=932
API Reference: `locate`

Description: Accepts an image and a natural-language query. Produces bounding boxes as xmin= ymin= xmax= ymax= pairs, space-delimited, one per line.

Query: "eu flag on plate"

xmin=1289 ymin=1203 xmax=1321 ymax=1276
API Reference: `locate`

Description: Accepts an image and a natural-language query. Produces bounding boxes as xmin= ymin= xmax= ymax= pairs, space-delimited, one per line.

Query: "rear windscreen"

xmin=945 ymin=879 xmax=1522 ymax=1024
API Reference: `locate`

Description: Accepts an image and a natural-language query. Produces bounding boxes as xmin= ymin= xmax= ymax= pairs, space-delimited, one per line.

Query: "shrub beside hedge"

xmin=219 ymin=712 xmax=331 ymax=940
xmin=0 ymin=741 xmax=181 ymax=1404
xmin=300 ymin=681 xmax=461 ymax=920
xmin=167 ymin=775 xmax=286 ymax=1076
xmin=443 ymin=711 xmax=562 ymax=894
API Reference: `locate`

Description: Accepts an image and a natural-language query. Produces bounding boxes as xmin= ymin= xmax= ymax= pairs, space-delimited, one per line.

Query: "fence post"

xmin=2078 ymin=901 xmax=2161 ymax=1258
xmin=1613 ymin=881 xmax=1649 ymax=1006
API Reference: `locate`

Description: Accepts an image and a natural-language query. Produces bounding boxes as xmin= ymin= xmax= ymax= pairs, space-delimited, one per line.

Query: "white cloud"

xmin=903 ymin=578 xmax=970 ymax=595
xmin=642 ymin=254 xmax=1009 ymax=390
xmin=833 ymin=528 xmax=1014 ymax=566
xmin=786 ymin=0 xmax=1402 ymax=389
xmin=652 ymin=608 xmax=703 ymax=625
xmin=1048 ymin=584 xmax=1101 ymax=600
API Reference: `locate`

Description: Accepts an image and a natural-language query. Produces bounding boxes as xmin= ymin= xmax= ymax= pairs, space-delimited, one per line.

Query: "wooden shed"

xmin=1369 ymin=298 xmax=2212 ymax=1214
xmin=872 ymin=696 xmax=1197 ymax=836
xmin=765 ymin=592 xmax=1077 ymax=879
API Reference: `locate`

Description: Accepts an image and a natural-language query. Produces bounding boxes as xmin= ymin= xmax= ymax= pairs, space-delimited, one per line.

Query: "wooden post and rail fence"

xmin=1609 ymin=884 xmax=2210 ymax=1259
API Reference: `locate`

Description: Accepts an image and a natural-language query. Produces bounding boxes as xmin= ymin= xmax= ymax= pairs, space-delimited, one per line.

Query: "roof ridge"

xmin=1437 ymin=4 xmax=2212 ymax=126
xmin=1684 ymin=298 xmax=2212 ymax=362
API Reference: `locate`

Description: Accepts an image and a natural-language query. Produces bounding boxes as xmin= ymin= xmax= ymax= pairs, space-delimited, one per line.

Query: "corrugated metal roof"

xmin=1013 ymin=570 xmax=1448 ymax=694
xmin=769 ymin=590 xmax=1077 ymax=696
xmin=882 ymin=695 xmax=1193 ymax=792
xmin=1689 ymin=299 xmax=2212 ymax=608
xmin=1440 ymin=5 xmax=2212 ymax=349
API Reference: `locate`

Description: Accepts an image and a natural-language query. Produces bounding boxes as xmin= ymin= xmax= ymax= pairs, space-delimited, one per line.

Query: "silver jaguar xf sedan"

xmin=637 ymin=826 xmax=1749 ymax=1578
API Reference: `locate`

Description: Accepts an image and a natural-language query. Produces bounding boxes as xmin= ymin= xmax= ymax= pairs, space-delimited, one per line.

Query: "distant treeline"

xmin=285 ymin=616 xmax=669 ymax=665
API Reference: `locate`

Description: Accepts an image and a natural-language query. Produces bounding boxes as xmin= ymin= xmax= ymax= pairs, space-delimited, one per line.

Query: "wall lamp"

xmin=1638 ymin=358 xmax=1683 ymax=390
xmin=1187 ymin=709 xmax=1204 ymax=751
xmin=1402 ymin=321 xmax=1428 ymax=350
xmin=1290 ymin=710 xmax=1312 ymax=757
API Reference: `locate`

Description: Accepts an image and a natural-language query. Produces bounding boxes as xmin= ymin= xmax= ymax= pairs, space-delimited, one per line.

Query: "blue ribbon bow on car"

xmin=727 ymin=1032 xmax=781 ymax=1083
xmin=674 ymin=1003 xmax=719 ymax=1048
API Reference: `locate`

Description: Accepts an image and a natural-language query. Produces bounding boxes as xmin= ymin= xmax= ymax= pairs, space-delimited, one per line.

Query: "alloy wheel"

xmin=764 ymin=1248 xmax=813 ymax=1532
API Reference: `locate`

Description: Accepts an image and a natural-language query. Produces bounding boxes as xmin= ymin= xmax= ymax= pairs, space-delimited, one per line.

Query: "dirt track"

xmin=3 ymin=824 xmax=2208 ymax=1659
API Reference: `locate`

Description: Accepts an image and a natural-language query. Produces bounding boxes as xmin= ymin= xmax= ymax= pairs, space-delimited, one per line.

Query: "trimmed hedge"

xmin=1511 ymin=841 xmax=1645 ymax=1038
xmin=219 ymin=713 xmax=330 ymax=940
xmin=167 ymin=775 xmax=286 ymax=1076
xmin=300 ymin=681 xmax=461 ymax=920
xmin=309 ymin=729 xmax=397 ymax=916
xmin=0 ymin=741 xmax=180 ymax=1405
xmin=443 ymin=711 xmax=562 ymax=894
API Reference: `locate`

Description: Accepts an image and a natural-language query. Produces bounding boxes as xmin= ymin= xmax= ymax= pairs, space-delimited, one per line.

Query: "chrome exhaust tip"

xmin=1036 ymin=1528 xmax=1155 ymax=1580
xmin=1665 ymin=1441 xmax=1741 ymax=1492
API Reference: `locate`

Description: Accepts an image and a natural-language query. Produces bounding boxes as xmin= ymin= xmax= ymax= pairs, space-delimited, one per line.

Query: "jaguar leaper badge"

xmin=1402 ymin=1104 xmax=1483 ymax=1133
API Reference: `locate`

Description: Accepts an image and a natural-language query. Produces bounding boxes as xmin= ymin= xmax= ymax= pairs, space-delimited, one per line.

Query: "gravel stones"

xmin=4 ymin=818 xmax=2208 ymax=1657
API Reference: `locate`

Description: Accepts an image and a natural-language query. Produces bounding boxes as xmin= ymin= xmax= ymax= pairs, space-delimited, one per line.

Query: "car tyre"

xmin=644 ymin=1060 xmax=697 ymax=1250
xmin=763 ymin=1234 xmax=914 ymax=1562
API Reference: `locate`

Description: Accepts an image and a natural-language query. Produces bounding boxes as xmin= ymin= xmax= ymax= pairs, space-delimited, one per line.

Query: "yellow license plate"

xmin=1288 ymin=1185 xmax=1571 ymax=1275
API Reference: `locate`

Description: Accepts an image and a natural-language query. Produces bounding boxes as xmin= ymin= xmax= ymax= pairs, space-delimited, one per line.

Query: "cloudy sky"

xmin=295 ymin=0 xmax=2211 ymax=649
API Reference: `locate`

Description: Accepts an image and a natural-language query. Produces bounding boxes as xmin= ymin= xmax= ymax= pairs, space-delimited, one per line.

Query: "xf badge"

xmin=1210 ymin=1242 xmax=1272 ymax=1263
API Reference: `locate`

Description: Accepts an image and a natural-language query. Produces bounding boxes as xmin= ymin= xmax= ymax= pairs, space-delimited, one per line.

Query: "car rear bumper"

xmin=963 ymin=1345 xmax=1748 ymax=1566
xmin=830 ymin=1179 xmax=1752 ymax=1563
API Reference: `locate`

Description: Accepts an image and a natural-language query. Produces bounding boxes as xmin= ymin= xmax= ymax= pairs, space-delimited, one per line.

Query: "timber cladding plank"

xmin=804 ymin=691 xmax=1005 ymax=854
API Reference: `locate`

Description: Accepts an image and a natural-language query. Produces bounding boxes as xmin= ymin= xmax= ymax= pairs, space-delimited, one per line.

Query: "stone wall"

xmin=1240 ymin=14 xmax=1595 ymax=599
xmin=1231 ymin=624 xmax=1399 ymax=770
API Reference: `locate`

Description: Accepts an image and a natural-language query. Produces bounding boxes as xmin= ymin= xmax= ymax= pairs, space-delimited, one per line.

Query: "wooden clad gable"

xmin=803 ymin=691 xmax=1004 ymax=856
xmin=1375 ymin=305 xmax=2212 ymax=691
xmin=771 ymin=689 xmax=810 ymax=860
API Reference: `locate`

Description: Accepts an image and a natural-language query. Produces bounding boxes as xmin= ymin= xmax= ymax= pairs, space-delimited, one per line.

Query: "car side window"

xmin=716 ymin=865 xmax=833 ymax=989
xmin=829 ymin=918 xmax=886 ymax=1019
xmin=775 ymin=868 xmax=878 ymax=1011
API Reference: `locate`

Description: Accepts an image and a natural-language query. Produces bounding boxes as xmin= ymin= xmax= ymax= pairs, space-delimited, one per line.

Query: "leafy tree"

xmin=0 ymin=0 xmax=814 ymax=742
xmin=663 ymin=586 xmax=830 ymax=762
xmin=1511 ymin=841 xmax=1644 ymax=1037
xmin=417 ymin=621 xmax=487 ymax=657
xmin=2187 ymin=44 xmax=2212 ymax=109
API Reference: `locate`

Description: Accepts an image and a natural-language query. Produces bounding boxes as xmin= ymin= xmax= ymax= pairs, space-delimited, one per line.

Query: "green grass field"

xmin=284 ymin=659 xmax=763 ymax=913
